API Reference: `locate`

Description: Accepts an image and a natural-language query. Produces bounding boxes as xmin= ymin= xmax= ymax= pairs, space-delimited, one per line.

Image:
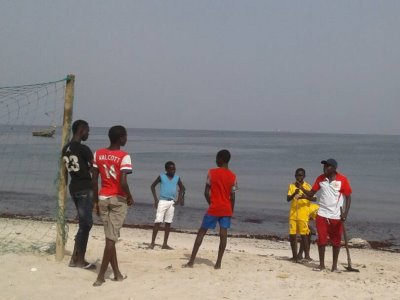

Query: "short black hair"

xmin=295 ymin=168 xmax=306 ymax=175
xmin=216 ymin=149 xmax=231 ymax=164
xmin=72 ymin=120 xmax=88 ymax=134
xmin=108 ymin=125 xmax=127 ymax=143
xmin=165 ymin=161 xmax=175 ymax=170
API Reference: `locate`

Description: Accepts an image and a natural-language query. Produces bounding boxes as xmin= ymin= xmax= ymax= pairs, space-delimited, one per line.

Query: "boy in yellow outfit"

xmin=287 ymin=168 xmax=318 ymax=262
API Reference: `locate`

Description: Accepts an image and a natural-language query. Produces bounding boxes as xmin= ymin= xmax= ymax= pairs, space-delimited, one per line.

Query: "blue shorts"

xmin=201 ymin=215 xmax=231 ymax=229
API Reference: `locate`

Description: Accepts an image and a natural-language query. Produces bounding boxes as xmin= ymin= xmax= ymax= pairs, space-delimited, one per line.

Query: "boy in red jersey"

xmin=92 ymin=126 xmax=134 ymax=286
xmin=184 ymin=149 xmax=237 ymax=269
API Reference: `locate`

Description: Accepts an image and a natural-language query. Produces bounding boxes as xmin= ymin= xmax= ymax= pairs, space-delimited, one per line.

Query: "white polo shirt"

xmin=312 ymin=173 xmax=352 ymax=219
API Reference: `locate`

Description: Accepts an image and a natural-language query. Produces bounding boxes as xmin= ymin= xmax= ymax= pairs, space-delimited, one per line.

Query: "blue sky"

xmin=1 ymin=0 xmax=399 ymax=134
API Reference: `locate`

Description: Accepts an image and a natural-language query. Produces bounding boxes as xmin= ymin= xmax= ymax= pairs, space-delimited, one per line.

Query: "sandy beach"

xmin=1 ymin=218 xmax=399 ymax=300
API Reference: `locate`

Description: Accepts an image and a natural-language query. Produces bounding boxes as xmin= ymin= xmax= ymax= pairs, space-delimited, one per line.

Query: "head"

xmin=72 ymin=120 xmax=89 ymax=141
xmin=216 ymin=149 xmax=231 ymax=167
xmin=108 ymin=125 xmax=127 ymax=146
xmin=321 ymin=158 xmax=338 ymax=177
xmin=165 ymin=161 xmax=176 ymax=177
xmin=294 ymin=168 xmax=306 ymax=183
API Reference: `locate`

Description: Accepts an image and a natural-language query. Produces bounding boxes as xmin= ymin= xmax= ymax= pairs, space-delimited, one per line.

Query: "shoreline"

xmin=1 ymin=213 xmax=397 ymax=253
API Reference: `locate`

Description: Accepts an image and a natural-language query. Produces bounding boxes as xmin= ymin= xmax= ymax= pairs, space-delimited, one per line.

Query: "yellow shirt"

xmin=287 ymin=181 xmax=313 ymax=221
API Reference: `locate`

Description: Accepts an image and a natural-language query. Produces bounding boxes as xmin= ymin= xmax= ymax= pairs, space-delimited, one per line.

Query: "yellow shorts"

xmin=309 ymin=203 xmax=319 ymax=220
xmin=289 ymin=219 xmax=310 ymax=235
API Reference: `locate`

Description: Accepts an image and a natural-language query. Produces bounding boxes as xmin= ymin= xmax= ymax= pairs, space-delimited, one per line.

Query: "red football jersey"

xmin=93 ymin=148 xmax=133 ymax=198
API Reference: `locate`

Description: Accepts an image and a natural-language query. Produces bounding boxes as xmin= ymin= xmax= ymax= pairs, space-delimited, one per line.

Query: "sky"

xmin=1 ymin=0 xmax=399 ymax=135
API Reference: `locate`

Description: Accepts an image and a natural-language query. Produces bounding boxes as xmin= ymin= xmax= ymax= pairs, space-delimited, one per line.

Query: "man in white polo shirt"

xmin=298 ymin=158 xmax=352 ymax=272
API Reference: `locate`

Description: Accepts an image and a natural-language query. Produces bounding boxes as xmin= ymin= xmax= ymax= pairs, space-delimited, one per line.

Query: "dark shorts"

xmin=201 ymin=214 xmax=231 ymax=229
xmin=316 ymin=215 xmax=343 ymax=247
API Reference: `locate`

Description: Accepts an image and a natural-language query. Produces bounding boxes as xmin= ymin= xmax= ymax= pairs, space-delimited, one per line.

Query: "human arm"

xmin=204 ymin=183 xmax=211 ymax=205
xmin=230 ymin=191 xmax=235 ymax=213
xmin=176 ymin=178 xmax=185 ymax=206
xmin=63 ymin=165 xmax=69 ymax=186
xmin=295 ymin=182 xmax=317 ymax=198
xmin=150 ymin=176 xmax=161 ymax=208
xmin=286 ymin=188 xmax=300 ymax=202
xmin=340 ymin=195 xmax=351 ymax=222
xmin=204 ymin=172 xmax=211 ymax=205
xmin=91 ymin=167 xmax=100 ymax=216
xmin=120 ymin=171 xmax=134 ymax=206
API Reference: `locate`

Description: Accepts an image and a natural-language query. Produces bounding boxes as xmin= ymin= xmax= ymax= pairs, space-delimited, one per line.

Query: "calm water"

xmin=0 ymin=126 xmax=399 ymax=248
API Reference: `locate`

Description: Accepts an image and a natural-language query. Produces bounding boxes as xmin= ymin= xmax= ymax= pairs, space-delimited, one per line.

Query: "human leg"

xmin=94 ymin=197 xmax=127 ymax=286
xmin=298 ymin=220 xmax=311 ymax=260
xmin=329 ymin=219 xmax=343 ymax=272
xmin=290 ymin=234 xmax=298 ymax=261
xmin=184 ymin=215 xmax=218 ymax=267
xmin=110 ymin=241 xmax=125 ymax=280
xmin=93 ymin=238 xmax=115 ymax=286
xmin=162 ymin=223 xmax=173 ymax=249
xmin=315 ymin=215 xmax=328 ymax=270
xmin=289 ymin=219 xmax=298 ymax=261
xmin=150 ymin=223 xmax=161 ymax=249
xmin=186 ymin=228 xmax=208 ymax=267
xmin=214 ymin=227 xmax=228 ymax=269
xmin=301 ymin=235 xmax=311 ymax=260
xmin=70 ymin=190 xmax=94 ymax=267
xmin=162 ymin=202 xmax=175 ymax=249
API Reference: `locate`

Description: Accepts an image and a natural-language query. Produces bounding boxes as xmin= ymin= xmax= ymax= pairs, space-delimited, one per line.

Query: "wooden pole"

xmin=56 ymin=74 xmax=75 ymax=261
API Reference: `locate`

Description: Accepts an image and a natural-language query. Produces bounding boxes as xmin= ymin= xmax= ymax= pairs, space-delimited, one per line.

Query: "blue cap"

xmin=321 ymin=158 xmax=338 ymax=168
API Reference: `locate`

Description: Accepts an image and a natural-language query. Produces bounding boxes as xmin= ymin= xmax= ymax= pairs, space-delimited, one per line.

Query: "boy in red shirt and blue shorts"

xmin=184 ymin=149 xmax=238 ymax=269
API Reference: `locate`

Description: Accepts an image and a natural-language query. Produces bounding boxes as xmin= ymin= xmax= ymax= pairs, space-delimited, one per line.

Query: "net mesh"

xmin=0 ymin=77 xmax=69 ymax=254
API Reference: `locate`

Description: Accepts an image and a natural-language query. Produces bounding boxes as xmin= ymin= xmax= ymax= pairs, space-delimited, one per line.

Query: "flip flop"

xmin=68 ymin=261 xmax=77 ymax=267
xmin=82 ymin=263 xmax=96 ymax=270
xmin=312 ymin=267 xmax=325 ymax=272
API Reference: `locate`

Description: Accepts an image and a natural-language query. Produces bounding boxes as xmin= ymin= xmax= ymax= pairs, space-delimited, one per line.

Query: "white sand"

xmin=1 ymin=218 xmax=399 ymax=300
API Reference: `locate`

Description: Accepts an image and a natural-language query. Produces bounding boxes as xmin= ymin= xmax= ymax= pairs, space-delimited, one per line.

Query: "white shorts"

xmin=154 ymin=200 xmax=175 ymax=223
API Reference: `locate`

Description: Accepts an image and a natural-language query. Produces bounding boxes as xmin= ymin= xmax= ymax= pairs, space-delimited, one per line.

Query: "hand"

xmin=294 ymin=188 xmax=300 ymax=195
xmin=127 ymin=196 xmax=134 ymax=207
xmin=295 ymin=182 xmax=302 ymax=189
xmin=93 ymin=202 xmax=100 ymax=216
xmin=340 ymin=214 xmax=347 ymax=222
xmin=340 ymin=207 xmax=346 ymax=222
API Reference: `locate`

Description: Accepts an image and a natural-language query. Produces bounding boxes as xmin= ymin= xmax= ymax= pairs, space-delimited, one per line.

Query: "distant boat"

xmin=32 ymin=126 xmax=56 ymax=137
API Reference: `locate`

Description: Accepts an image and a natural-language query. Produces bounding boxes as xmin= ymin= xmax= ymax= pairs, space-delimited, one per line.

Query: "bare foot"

xmin=182 ymin=262 xmax=194 ymax=268
xmin=93 ymin=278 xmax=105 ymax=287
xmin=112 ymin=274 xmax=127 ymax=282
xmin=162 ymin=245 xmax=173 ymax=250
xmin=149 ymin=244 xmax=155 ymax=249
xmin=214 ymin=264 xmax=221 ymax=270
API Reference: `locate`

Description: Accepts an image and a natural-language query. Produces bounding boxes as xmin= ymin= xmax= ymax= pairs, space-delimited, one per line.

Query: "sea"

xmin=0 ymin=125 xmax=399 ymax=250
